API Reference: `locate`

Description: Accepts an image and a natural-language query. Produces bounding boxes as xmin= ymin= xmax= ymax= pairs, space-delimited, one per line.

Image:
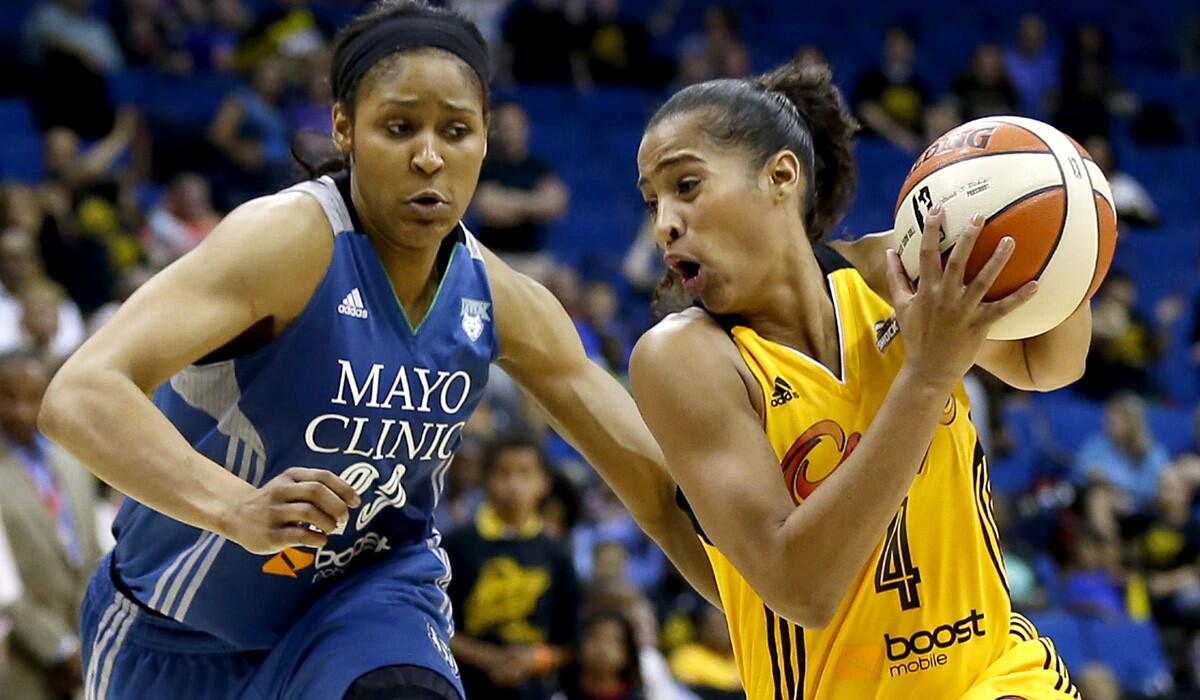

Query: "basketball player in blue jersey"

xmin=38 ymin=2 xmax=716 ymax=698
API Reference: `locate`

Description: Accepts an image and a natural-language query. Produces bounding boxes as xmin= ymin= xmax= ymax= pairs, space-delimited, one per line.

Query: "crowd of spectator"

xmin=0 ymin=0 xmax=1198 ymax=698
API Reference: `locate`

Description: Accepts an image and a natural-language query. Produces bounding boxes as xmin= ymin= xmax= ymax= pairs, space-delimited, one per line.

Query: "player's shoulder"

xmin=632 ymin=307 xmax=741 ymax=382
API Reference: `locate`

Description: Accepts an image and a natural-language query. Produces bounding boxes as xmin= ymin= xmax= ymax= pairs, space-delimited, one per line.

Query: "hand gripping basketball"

xmin=885 ymin=205 xmax=1038 ymax=392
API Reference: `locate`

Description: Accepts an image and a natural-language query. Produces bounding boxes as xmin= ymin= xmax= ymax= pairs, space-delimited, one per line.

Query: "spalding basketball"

xmin=893 ymin=116 xmax=1118 ymax=341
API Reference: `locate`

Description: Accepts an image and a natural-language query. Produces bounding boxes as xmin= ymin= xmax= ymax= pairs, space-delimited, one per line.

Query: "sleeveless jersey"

xmin=110 ymin=174 xmax=499 ymax=649
xmin=694 ymin=248 xmax=1012 ymax=699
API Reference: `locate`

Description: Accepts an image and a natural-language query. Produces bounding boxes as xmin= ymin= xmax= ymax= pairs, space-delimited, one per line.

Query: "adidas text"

xmin=338 ymin=288 xmax=369 ymax=319
xmin=771 ymin=377 xmax=796 ymax=407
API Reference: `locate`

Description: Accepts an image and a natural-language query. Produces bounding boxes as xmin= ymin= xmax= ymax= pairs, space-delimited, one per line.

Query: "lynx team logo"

xmin=460 ymin=298 xmax=491 ymax=342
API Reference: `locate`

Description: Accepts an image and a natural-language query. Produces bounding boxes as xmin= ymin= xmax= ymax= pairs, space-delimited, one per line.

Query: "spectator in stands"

xmin=19 ymin=281 xmax=75 ymax=370
xmin=0 ymin=508 xmax=22 ymax=689
xmin=1063 ymin=525 xmax=1125 ymax=618
xmin=1003 ymin=14 xmax=1058 ymax=118
xmin=1056 ymin=23 xmax=1118 ymax=140
xmin=582 ymin=281 xmax=631 ymax=373
xmin=473 ymin=101 xmax=569 ymax=275
xmin=668 ymin=606 xmax=740 ymax=700
xmin=1076 ymin=663 xmax=1122 ymax=700
xmin=445 ymin=436 xmax=581 ymax=700
xmin=1085 ymin=135 xmax=1160 ymax=227
xmin=576 ymin=0 xmax=666 ymax=88
xmin=43 ymin=107 xmax=139 ymax=198
xmin=24 ymin=0 xmax=125 ymax=73
xmin=501 ymin=0 xmax=583 ymax=85
xmin=1129 ymin=469 xmax=1200 ymax=654
xmin=141 ymin=172 xmax=221 ymax=268
xmin=184 ymin=0 xmax=249 ymax=72
xmin=208 ymin=56 xmax=292 ymax=208
xmin=953 ymin=44 xmax=1019 ymax=120
xmin=574 ymin=486 xmax=666 ymax=594
xmin=284 ymin=47 xmax=334 ymax=136
xmin=1075 ymin=393 xmax=1171 ymax=544
xmin=113 ymin=0 xmax=193 ymax=72
xmin=560 ymin=611 xmax=644 ymax=700
xmin=853 ymin=25 xmax=931 ymax=154
xmin=24 ymin=0 xmax=123 ymax=138
xmin=0 ymin=228 xmax=85 ymax=360
xmin=433 ymin=438 xmax=486 ymax=533
xmin=542 ymin=470 xmax=583 ymax=540
xmin=1079 ymin=271 xmax=1165 ymax=400
xmin=0 ymin=350 xmax=101 ymax=700
xmin=233 ymin=0 xmax=324 ymax=70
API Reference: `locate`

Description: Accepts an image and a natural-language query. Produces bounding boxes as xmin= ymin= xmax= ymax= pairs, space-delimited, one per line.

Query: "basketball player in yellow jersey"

xmin=630 ymin=57 xmax=1093 ymax=699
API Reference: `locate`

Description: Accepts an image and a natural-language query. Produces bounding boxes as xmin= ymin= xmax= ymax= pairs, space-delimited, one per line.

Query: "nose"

xmin=652 ymin=202 xmax=684 ymax=247
xmin=411 ymin=133 xmax=444 ymax=175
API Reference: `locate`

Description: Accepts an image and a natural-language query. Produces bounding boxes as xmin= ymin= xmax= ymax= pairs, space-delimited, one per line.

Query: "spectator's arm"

xmin=78 ymin=107 xmax=139 ymax=183
xmin=1147 ymin=566 xmax=1200 ymax=597
xmin=526 ymin=175 xmax=569 ymax=223
xmin=858 ymin=101 xmax=922 ymax=154
xmin=449 ymin=635 xmax=506 ymax=673
xmin=208 ymin=97 xmax=262 ymax=169
xmin=6 ymin=595 xmax=76 ymax=667
xmin=486 ymin=249 xmax=721 ymax=609
xmin=473 ymin=182 xmax=526 ymax=228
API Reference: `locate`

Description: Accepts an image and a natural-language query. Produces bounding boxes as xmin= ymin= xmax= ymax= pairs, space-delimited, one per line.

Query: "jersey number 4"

xmin=874 ymin=497 xmax=922 ymax=610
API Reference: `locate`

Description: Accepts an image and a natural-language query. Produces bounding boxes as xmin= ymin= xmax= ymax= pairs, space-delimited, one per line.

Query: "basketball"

xmin=892 ymin=116 xmax=1119 ymax=341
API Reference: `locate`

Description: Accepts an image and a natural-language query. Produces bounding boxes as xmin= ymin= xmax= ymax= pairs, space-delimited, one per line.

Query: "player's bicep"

xmin=629 ymin=328 xmax=796 ymax=584
xmin=65 ymin=194 xmax=329 ymax=392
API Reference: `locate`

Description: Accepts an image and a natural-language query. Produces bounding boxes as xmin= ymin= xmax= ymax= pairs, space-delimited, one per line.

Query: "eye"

xmin=445 ymin=123 xmax=470 ymax=140
xmin=677 ymin=177 xmax=699 ymax=196
xmin=387 ymin=121 xmax=413 ymax=136
xmin=643 ymin=199 xmax=658 ymax=216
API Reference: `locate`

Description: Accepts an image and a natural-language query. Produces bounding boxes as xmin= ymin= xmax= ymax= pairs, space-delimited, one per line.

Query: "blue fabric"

xmin=81 ymin=550 xmax=464 ymax=700
xmin=109 ymin=178 xmax=498 ymax=650
xmin=1073 ymin=434 xmax=1170 ymax=508
xmin=13 ymin=434 xmax=80 ymax=567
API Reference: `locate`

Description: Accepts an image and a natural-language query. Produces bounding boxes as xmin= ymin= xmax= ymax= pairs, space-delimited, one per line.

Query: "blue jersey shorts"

xmin=81 ymin=552 xmax=463 ymax=700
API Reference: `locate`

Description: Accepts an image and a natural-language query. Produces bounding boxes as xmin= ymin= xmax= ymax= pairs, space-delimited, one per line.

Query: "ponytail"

xmin=756 ymin=58 xmax=859 ymax=241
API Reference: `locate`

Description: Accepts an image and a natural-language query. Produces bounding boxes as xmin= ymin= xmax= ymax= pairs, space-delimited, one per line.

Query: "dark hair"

xmin=647 ymin=56 xmax=859 ymax=314
xmin=570 ymin=611 xmax=643 ymax=691
xmin=291 ymin=0 xmax=491 ymax=178
xmin=482 ymin=434 xmax=546 ymax=478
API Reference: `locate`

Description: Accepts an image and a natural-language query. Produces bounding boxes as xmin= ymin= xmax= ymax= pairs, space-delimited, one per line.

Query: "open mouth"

xmin=675 ymin=260 xmax=701 ymax=281
xmin=664 ymin=252 xmax=707 ymax=296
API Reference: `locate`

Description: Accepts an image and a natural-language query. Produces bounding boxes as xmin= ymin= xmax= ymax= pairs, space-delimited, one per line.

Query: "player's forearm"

xmin=40 ymin=366 xmax=254 ymax=538
xmin=770 ymin=368 xmax=948 ymax=626
xmin=1021 ymin=304 xmax=1090 ymax=389
xmin=535 ymin=363 xmax=720 ymax=606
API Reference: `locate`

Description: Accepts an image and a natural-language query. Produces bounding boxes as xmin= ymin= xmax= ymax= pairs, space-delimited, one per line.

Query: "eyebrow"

xmin=637 ymin=153 xmax=704 ymax=189
xmin=379 ymin=97 xmax=477 ymax=115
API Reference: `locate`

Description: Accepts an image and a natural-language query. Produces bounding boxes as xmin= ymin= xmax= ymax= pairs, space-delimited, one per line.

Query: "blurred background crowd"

xmin=0 ymin=0 xmax=1198 ymax=698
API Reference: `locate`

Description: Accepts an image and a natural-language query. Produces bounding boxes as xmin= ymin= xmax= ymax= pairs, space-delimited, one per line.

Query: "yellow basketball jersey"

xmin=703 ymin=255 xmax=1013 ymax=700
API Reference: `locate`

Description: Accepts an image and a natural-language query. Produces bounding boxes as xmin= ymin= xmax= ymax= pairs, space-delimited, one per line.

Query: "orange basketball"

xmin=893 ymin=116 xmax=1118 ymax=340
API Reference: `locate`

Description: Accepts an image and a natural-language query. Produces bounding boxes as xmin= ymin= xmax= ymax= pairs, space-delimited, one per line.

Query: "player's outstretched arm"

xmin=484 ymin=249 xmax=720 ymax=608
xmin=835 ymin=230 xmax=1090 ymax=392
xmin=39 ymin=193 xmax=359 ymax=555
xmin=632 ymin=207 xmax=1035 ymax=628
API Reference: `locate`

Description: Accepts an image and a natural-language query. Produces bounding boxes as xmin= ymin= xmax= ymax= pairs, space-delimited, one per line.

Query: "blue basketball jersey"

xmin=109 ymin=174 xmax=499 ymax=649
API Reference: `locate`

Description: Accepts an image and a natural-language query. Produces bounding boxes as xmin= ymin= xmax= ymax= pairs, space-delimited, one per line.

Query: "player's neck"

xmin=740 ymin=240 xmax=840 ymax=376
xmin=369 ymin=234 xmax=444 ymax=325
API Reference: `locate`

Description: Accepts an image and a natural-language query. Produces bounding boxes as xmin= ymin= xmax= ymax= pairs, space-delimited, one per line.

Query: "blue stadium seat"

xmin=1080 ymin=617 xmax=1174 ymax=695
xmin=0 ymin=132 xmax=45 ymax=183
xmin=1146 ymin=405 xmax=1194 ymax=456
xmin=1024 ymin=609 xmax=1089 ymax=674
xmin=1032 ymin=394 xmax=1104 ymax=455
xmin=0 ymin=97 xmax=37 ymax=134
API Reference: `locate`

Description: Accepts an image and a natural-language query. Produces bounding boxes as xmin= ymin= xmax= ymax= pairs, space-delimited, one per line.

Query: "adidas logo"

xmin=262 ymin=547 xmax=314 ymax=578
xmin=770 ymin=377 xmax=796 ymax=407
xmin=338 ymin=288 xmax=369 ymax=319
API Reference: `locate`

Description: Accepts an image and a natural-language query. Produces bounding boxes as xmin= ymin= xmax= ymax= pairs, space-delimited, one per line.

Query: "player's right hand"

xmin=884 ymin=204 xmax=1038 ymax=392
xmin=221 ymin=467 xmax=361 ymax=555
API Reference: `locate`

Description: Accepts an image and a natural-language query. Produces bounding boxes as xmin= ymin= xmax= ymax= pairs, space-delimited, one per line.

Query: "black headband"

xmin=332 ymin=14 xmax=490 ymax=101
